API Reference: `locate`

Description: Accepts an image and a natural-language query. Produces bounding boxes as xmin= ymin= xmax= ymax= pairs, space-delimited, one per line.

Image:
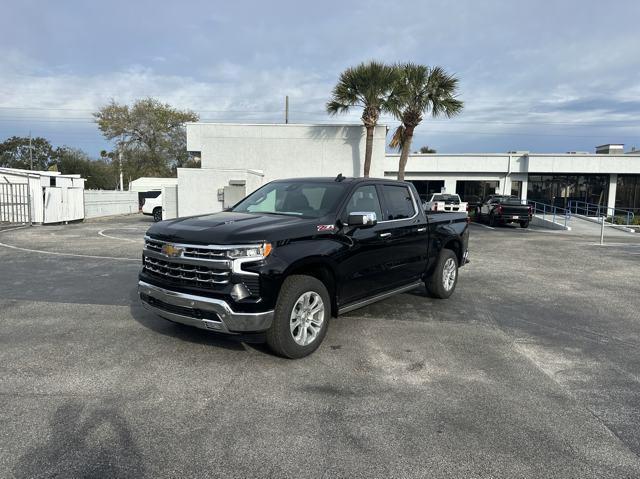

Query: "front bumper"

xmin=138 ymin=280 xmax=274 ymax=334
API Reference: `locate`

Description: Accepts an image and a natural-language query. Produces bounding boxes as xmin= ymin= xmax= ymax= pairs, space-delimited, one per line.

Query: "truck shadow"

xmin=128 ymin=287 xmax=267 ymax=353
xmin=12 ymin=399 xmax=145 ymax=478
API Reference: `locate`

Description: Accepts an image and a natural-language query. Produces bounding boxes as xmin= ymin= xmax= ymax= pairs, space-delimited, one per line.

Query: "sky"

xmin=0 ymin=0 xmax=639 ymax=156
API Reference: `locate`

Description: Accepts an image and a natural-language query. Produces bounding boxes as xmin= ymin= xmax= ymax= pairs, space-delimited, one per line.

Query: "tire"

xmin=488 ymin=213 xmax=496 ymax=227
xmin=520 ymin=221 xmax=529 ymax=228
xmin=266 ymin=275 xmax=331 ymax=359
xmin=426 ymin=249 xmax=459 ymax=299
xmin=153 ymin=207 xmax=162 ymax=222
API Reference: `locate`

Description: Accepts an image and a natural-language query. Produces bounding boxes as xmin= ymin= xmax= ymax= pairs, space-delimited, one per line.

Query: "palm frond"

xmin=326 ymin=60 xmax=398 ymax=122
xmin=388 ymin=125 xmax=406 ymax=151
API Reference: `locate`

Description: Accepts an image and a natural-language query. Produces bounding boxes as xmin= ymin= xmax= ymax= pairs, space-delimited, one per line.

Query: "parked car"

xmin=138 ymin=176 xmax=469 ymax=358
xmin=423 ymin=193 xmax=468 ymax=213
xmin=476 ymin=195 xmax=532 ymax=228
xmin=141 ymin=193 xmax=163 ymax=222
xmin=462 ymin=195 xmax=482 ymax=212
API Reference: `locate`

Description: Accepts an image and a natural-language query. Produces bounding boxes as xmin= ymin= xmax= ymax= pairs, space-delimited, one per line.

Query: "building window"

xmin=409 ymin=180 xmax=445 ymax=203
xmin=616 ymin=175 xmax=640 ymax=212
xmin=511 ymin=181 xmax=522 ymax=198
xmin=527 ymin=175 xmax=609 ymax=208
xmin=455 ymin=180 xmax=498 ymax=204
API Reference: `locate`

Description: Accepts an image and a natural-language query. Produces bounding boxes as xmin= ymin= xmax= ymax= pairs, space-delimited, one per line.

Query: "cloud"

xmin=0 ymin=0 xmax=639 ymax=154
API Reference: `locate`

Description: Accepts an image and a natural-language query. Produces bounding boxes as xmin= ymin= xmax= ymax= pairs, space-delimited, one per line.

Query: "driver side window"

xmin=344 ymin=185 xmax=383 ymax=221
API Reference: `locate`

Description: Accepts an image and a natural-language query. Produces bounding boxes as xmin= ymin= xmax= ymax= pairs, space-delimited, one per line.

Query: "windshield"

xmin=232 ymin=181 xmax=345 ymax=218
xmin=432 ymin=194 xmax=460 ymax=203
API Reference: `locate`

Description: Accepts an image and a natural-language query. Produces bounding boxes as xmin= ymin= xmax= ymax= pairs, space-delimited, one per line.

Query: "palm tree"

xmin=327 ymin=61 xmax=399 ymax=177
xmin=390 ymin=64 xmax=463 ymax=181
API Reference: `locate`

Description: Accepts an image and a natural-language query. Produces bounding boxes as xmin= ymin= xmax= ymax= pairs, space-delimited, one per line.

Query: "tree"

xmin=390 ymin=64 xmax=463 ymax=180
xmin=0 ymin=136 xmax=55 ymax=170
xmin=327 ymin=61 xmax=399 ymax=177
xmin=54 ymin=147 xmax=118 ymax=189
xmin=94 ymin=98 xmax=199 ymax=177
xmin=418 ymin=145 xmax=436 ymax=154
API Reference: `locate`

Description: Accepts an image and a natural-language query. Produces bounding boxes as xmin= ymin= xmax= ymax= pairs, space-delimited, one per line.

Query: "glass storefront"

xmin=511 ymin=181 xmax=522 ymax=198
xmin=410 ymin=180 xmax=445 ymax=201
xmin=527 ymin=174 xmax=609 ymax=208
xmin=455 ymin=180 xmax=499 ymax=204
xmin=616 ymin=175 xmax=640 ymax=212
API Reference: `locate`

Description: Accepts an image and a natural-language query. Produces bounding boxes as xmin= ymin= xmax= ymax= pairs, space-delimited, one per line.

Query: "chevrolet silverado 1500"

xmin=138 ymin=176 xmax=469 ymax=358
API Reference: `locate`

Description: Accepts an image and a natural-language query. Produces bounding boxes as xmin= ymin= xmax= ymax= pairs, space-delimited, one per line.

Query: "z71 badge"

xmin=316 ymin=224 xmax=336 ymax=232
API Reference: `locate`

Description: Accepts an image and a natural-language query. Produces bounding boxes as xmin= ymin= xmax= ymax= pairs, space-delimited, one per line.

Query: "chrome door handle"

xmin=417 ymin=227 xmax=427 ymax=232
xmin=379 ymin=232 xmax=392 ymax=238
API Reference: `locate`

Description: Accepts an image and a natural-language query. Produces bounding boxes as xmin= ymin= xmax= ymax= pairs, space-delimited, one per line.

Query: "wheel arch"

xmin=283 ymin=258 xmax=339 ymax=317
xmin=442 ymin=238 xmax=463 ymax=265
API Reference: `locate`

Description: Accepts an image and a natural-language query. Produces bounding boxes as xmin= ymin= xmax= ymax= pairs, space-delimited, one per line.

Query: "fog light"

xmin=230 ymin=283 xmax=250 ymax=301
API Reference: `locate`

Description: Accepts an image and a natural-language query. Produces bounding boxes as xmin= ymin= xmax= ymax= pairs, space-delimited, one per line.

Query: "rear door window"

xmin=381 ymin=185 xmax=416 ymax=221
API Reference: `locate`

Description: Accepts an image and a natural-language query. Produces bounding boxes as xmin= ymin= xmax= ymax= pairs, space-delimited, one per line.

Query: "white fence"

xmin=84 ymin=190 xmax=139 ymax=218
xmin=43 ymin=187 xmax=84 ymax=223
xmin=162 ymin=185 xmax=178 ymax=220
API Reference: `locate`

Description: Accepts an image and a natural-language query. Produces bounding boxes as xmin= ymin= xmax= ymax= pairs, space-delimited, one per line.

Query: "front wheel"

xmin=489 ymin=213 xmax=496 ymax=227
xmin=153 ymin=207 xmax=162 ymax=222
xmin=426 ymin=249 xmax=459 ymax=299
xmin=266 ymin=275 xmax=330 ymax=359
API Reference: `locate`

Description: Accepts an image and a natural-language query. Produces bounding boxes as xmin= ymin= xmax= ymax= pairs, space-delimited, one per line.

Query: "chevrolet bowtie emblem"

xmin=161 ymin=243 xmax=183 ymax=258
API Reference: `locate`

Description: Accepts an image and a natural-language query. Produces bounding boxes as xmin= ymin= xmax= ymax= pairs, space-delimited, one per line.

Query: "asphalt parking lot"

xmin=1 ymin=214 xmax=639 ymax=478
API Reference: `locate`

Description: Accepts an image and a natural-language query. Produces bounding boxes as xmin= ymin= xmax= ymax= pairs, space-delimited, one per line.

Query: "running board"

xmin=338 ymin=281 xmax=424 ymax=315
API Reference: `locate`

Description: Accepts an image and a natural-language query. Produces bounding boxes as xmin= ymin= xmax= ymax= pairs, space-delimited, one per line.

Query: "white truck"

xmin=141 ymin=192 xmax=163 ymax=222
xmin=423 ymin=193 xmax=468 ymax=213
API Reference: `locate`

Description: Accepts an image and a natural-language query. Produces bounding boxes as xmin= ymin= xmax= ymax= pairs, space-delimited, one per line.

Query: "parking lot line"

xmin=0 ymin=239 xmax=140 ymax=261
xmin=470 ymin=222 xmax=495 ymax=230
xmin=98 ymin=228 xmax=145 ymax=243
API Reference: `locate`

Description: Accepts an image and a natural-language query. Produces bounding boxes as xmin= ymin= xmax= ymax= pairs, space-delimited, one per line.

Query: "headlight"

xmin=227 ymin=242 xmax=272 ymax=259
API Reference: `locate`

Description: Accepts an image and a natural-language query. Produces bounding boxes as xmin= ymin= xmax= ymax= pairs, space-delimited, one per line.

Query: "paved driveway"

xmin=1 ymin=215 xmax=639 ymax=478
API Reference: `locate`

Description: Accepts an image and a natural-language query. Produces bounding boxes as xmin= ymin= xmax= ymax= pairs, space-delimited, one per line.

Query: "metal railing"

xmin=567 ymin=200 xmax=635 ymax=226
xmin=0 ymin=182 xmax=32 ymax=225
xmin=527 ymin=200 xmax=571 ymax=228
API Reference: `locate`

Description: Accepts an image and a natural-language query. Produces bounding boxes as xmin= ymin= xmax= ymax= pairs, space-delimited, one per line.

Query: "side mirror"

xmin=347 ymin=211 xmax=377 ymax=228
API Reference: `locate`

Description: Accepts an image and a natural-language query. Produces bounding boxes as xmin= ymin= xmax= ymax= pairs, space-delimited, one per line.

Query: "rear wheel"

xmin=266 ymin=275 xmax=330 ymax=359
xmin=426 ymin=249 xmax=459 ymax=299
xmin=153 ymin=207 xmax=162 ymax=222
xmin=489 ymin=213 xmax=496 ymax=227
xmin=520 ymin=220 xmax=529 ymax=228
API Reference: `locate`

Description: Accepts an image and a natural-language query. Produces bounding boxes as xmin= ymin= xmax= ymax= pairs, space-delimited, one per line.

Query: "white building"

xmin=173 ymin=123 xmax=640 ymax=218
xmin=0 ymin=167 xmax=85 ymax=224
xmin=178 ymin=123 xmax=386 ymax=217
xmin=128 ymin=176 xmax=178 ymax=193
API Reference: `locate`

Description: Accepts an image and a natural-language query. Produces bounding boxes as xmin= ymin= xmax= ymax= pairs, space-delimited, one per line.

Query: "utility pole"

xmin=285 ymin=96 xmax=289 ymax=124
xmin=118 ymin=134 xmax=124 ymax=191
xmin=28 ymin=131 xmax=33 ymax=170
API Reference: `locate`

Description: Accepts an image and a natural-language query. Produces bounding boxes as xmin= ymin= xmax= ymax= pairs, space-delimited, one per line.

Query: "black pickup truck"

xmin=138 ymin=177 xmax=469 ymax=358
xmin=476 ymin=195 xmax=532 ymax=228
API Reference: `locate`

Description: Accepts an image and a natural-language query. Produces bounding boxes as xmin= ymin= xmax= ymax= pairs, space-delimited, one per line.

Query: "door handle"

xmin=379 ymin=232 xmax=392 ymax=238
xmin=417 ymin=227 xmax=427 ymax=232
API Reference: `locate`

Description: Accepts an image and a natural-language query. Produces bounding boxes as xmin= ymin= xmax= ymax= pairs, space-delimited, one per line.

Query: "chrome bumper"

xmin=138 ymin=281 xmax=274 ymax=334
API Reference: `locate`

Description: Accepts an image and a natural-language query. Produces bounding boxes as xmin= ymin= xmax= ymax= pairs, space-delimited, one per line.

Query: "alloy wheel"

xmin=442 ymin=258 xmax=457 ymax=291
xmin=289 ymin=291 xmax=325 ymax=346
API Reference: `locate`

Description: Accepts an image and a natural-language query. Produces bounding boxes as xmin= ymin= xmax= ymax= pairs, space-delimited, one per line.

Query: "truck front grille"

xmin=145 ymin=237 xmax=228 ymax=259
xmin=143 ymin=256 xmax=230 ymax=287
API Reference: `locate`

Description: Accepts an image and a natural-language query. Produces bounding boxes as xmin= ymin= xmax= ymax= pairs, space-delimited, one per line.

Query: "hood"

xmin=146 ymin=211 xmax=332 ymax=244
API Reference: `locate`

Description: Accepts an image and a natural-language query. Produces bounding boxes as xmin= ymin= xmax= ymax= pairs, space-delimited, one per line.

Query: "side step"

xmin=338 ymin=281 xmax=424 ymax=315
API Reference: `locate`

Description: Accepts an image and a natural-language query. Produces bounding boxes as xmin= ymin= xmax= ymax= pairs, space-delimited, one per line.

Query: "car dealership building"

xmin=172 ymin=123 xmax=640 ymax=218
